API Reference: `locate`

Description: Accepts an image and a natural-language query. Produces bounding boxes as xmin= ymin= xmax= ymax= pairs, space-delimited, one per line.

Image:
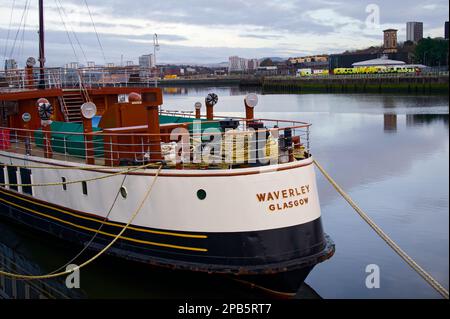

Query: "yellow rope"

xmin=1 ymin=163 xmax=161 ymax=170
xmin=0 ymin=162 xmax=159 ymax=187
xmin=313 ymin=159 xmax=449 ymax=299
xmin=0 ymin=165 xmax=162 ymax=280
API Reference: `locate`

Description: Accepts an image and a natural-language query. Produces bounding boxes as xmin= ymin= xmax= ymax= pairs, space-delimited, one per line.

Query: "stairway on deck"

xmin=61 ymin=89 xmax=85 ymax=122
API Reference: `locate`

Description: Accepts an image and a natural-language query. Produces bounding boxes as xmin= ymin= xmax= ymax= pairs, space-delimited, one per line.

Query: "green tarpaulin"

xmin=34 ymin=122 xmax=104 ymax=158
xmin=34 ymin=116 xmax=222 ymax=157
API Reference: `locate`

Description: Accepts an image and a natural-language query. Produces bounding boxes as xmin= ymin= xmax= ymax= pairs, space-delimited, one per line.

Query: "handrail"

xmin=0 ymin=119 xmax=311 ymax=137
xmin=159 ymin=110 xmax=312 ymax=126
xmin=57 ymin=95 xmax=70 ymax=122
xmin=76 ymin=70 xmax=91 ymax=103
xmin=0 ymin=119 xmax=311 ymax=168
xmin=1 ymin=66 xmax=158 ymax=92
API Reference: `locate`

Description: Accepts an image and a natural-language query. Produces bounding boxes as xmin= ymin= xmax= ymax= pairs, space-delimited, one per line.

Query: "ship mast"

xmin=38 ymin=0 xmax=45 ymax=88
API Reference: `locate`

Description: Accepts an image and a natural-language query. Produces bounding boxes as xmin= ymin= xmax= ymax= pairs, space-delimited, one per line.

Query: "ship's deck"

xmin=1 ymin=116 xmax=311 ymax=169
xmin=1 ymin=65 xmax=312 ymax=170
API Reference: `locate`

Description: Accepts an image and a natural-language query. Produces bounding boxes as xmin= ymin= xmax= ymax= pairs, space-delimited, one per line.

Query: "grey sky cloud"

xmin=0 ymin=0 xmax=448 ymax=66
xmin=239 ymin=34 xmax=283 ymax=40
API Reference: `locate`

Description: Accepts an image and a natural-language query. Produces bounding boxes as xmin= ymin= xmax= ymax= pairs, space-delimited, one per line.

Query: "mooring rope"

xmin=1 ymin=163 xmax=161 ymax=170
xmin=0 ymin=162 xmax=158 ymax=187
xmin=0 ymin=165 xmax=162 ymax=280
xmin=313 ymin=159 xmax=449 ymax=299
xmin=47 ymin=172 xmax=129 ymax=275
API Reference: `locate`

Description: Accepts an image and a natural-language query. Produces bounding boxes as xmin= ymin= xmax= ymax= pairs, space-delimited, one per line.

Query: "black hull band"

xmin=236 ymin=234 xmax=334 ymax=295
xmin=0 ymin=188 xmax=334 ymax=275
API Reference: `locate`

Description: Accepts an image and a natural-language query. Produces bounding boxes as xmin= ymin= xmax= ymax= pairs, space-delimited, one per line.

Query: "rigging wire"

xmin=56 ymin=0 xmax=88 ymax=65
xmin=8 ymin=0 xmax=30 ymax=59
xmin=84 ymin=0 xmax=107 ymax=64
xmin=54 ymin=0 xmax=79 ymax=63
xmin=3 ymin=0 xmax=17 ymax=60
xmin=19 ymin=0 xmax=32 ymax=60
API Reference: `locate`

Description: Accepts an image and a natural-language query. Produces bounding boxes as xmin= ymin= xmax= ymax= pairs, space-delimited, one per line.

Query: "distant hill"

xmin=259 ymin=57 xmax=286 ymax=62
xmin=193 ymin=62 xmax=229 ymax=68
xmin=206 ymin=62 xmax=229 ymax=68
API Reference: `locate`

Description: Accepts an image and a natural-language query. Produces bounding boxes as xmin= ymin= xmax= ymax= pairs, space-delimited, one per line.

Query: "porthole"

xmin=197 ymin=189 xmax=207 ymax=200
xmin=120 ymin=186 xmax=128 ymax=199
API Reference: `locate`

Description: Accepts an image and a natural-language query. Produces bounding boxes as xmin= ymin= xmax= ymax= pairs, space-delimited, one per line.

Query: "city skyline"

xmin=0 ymin=0 xmax=448 ymax=66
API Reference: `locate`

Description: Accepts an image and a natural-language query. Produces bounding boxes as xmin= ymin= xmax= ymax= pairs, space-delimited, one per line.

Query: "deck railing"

xmin=0 ymin=67 xmax=158 ymax=92
xmin=0 ymin=116 xmax=311 ymax=169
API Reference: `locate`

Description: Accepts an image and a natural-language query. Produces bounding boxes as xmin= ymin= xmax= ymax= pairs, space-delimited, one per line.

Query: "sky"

xmin=0 ymin=0 xmax=448 ymax=67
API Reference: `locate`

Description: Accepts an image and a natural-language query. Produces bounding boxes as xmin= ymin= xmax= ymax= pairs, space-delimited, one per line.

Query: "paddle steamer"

xmin=0 ymin=0 xmax=334 ymax=296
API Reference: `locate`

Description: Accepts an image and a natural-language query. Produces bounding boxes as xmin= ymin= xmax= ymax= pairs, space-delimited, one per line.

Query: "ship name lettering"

xmin=268 ymin=197 xmax=309 ymax=212
xmin=256 ymin=185 xmax=310 ymax=202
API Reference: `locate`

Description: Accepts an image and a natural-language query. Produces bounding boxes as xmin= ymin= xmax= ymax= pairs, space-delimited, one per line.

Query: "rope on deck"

xmin=0 ymin=165 xmax=162 ymax=280
xmin=313 ymin=159 xmax=449 ymax=299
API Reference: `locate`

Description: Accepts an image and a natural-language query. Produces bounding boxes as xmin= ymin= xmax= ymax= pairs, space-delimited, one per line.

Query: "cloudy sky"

xmin=0 ymin=0 xmax=448 ymax=66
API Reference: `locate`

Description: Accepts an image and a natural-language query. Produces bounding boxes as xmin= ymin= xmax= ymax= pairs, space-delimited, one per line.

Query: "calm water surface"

xmin=1 ymin=87 xmax=448 ymax=299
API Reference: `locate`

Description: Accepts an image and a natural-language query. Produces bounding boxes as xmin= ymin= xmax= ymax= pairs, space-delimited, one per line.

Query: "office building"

xmin=228 ymin=56 xmax=259 ymax=73
xmin=139 ymin=54 xmax=155 ymax=69
xmin=406 ymin=22 xmax=423 ymax=43
xmin=445 ymin=21 xmax=449 ymax=40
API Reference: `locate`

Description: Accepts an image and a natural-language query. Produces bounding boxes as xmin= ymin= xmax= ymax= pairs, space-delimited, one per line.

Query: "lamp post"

xmin=153 ymin=33 xmax=160 ymax=87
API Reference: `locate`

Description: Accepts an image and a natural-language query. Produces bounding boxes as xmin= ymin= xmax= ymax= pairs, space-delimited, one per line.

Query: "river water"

xmin=0 ymin=87 xmax=448 ymax=299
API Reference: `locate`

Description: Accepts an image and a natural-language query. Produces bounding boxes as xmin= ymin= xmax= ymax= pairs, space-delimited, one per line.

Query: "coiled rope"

xmin=314 ymin=159 xmax=449 ymax=299
xmin=0 ymin=164 xmax=162 ymax=280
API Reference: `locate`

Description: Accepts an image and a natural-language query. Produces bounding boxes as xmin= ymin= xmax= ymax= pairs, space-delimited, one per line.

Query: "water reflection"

xmin=0 ymin=222 xmax=86 ymax=299
xmin=406 ymin=114 xmax=449 ymax=127
xmin=381 ymin=95 xmax=397 ymax=109
xmin=384 ymin=114 xmax=397 ymax=132
xmin=162 ymin=87 xmax=189 ymax=95
xmin=385 ymin=113 xmax=449 ymax=133
xmin=384 ymin=113 xmax=449 ymax=133
xmin=162 ymin=85 xmax=262 ymax=97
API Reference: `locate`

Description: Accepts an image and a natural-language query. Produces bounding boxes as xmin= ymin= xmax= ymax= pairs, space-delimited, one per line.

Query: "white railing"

xmin=0 ymin=67 xmax=159 ymax=92
xmin=0 ymin=115 xmax=311 ymax=169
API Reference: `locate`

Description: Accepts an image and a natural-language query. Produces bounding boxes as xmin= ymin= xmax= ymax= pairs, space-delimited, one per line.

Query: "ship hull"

xmin=0 ymin=153 xmax=334 ymax=296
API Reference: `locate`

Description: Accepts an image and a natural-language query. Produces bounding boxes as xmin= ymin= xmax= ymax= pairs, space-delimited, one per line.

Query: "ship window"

xmin=82 ymin=181 xmax=88 ymax=195
xmin=62 ymin=177 xmax=67 ymax=191
xmin=7 ymin=166 xmax=18 ymax=191
xmin=0 ymin=163 xmax=4 ymax=187
xmin=20 ymin=168 xmax=32 ymax=195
